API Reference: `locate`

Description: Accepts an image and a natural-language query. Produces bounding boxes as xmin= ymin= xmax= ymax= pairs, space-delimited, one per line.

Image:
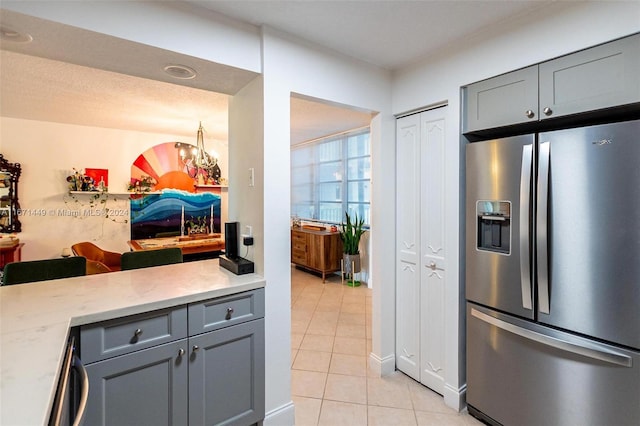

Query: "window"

xmin=291 ymin=128 xmax=370 ymax=225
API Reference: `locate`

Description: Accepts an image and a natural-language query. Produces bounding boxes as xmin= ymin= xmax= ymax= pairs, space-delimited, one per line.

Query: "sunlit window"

xmin=291 ymin=128 xmax=370 ymax=225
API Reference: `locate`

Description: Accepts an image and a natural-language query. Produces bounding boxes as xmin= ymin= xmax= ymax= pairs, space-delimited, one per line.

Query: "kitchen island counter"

xmin=0 ymin=259 xmax=265 ymax=426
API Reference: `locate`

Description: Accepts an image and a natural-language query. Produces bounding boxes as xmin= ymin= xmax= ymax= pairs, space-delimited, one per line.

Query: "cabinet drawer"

xmin=188 ymin=288 xmax=265 ymax=335
xmin=292 ymin=241 xmax=307 ymax=252
xmin=291 ymin=231 xmax=307 ymax=243
xmin=81 ymin=306 xmax=188 ymax=363
xmin=292 ymin=251 xmax=307 ymax=264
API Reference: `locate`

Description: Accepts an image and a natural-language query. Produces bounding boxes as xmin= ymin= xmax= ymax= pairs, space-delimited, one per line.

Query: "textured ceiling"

xmin=0 ymin=1 xmax=553 ymax=144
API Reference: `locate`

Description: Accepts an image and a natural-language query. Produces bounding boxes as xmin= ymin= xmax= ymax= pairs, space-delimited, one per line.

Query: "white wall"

xmin=256 ymin=27 xmax=396 ymax=423
xmin=391 ymin=0 xmax=640 ymax=410
xmin=0 ymin=117 xmax=229 ymax=260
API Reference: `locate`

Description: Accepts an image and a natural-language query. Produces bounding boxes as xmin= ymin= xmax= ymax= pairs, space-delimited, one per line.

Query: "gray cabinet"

xmin=189 ymin=319 xmax=265 ymax=426
xmin=84 ymin=339 xmax=189 ymax=426
xmin=463 ymin=33 xmax=640 ymax=133
xmin=539 ymin=33 xmax=640 ymax=120
xmin=80 ymin=289 xmax=265 ymax=426
xmin=464 ymin=65 xmax=538 ymax=132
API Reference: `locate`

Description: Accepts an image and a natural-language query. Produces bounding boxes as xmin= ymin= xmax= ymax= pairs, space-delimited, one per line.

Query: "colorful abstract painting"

xmin=130 ymin=189 xmax=221 ymax=240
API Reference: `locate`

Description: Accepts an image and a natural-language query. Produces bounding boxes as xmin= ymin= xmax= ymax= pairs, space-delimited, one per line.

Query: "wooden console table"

xmin=128 ymin=235 xmax=224 ymax=257
xmin=291 ymin=227 xmax=342 ymax=282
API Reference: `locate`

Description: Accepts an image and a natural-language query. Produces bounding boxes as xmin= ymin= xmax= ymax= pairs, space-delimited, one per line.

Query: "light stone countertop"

xmin=0 ymin=259 xmax=265 ymax=426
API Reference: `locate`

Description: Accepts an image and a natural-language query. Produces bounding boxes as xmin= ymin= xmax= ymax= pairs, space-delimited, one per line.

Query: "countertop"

xmin=0 ymin=259 xmax=265 ymax=426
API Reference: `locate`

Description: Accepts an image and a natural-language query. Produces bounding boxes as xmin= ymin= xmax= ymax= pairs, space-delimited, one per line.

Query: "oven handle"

xmin=72 ymin=355 xmax=89 ymax=426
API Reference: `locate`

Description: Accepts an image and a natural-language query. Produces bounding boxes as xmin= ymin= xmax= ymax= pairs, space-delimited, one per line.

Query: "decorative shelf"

xmin=69 ymin=191 xmax=163 ymax=196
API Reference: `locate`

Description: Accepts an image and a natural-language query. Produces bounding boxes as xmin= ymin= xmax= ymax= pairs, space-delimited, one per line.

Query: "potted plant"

xmin=339 ymin=212 xmax=365 ymax=286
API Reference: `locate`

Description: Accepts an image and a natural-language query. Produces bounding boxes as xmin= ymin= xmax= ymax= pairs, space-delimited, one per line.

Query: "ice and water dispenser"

xmin=476 ymin=200 xmax=511 ymax=254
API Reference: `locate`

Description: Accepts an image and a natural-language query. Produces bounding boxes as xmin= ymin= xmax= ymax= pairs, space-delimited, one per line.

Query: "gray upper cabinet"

xmin=539 ymin=33 xmax=640 ymax=120
xmin=464 ymin=65 xmax=538 ymax=133
xmin=463 ymin=33 xmax=640 ymax=133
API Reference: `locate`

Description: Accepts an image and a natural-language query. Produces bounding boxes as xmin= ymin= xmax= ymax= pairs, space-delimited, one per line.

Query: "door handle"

xmin=537 ymin=142 xmax=551 ymax=314
xmin=519 ymin=144 xmax=533 ymax=310
xmin=471 ymin=308 xmax=631 ymax=367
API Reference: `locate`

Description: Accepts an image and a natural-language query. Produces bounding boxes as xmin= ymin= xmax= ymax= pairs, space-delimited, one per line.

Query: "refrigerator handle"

xmin=519 ymin=144 xmax=533 ymax=310
xmin=537 ymin=142 xmax=551 ymax=314
xmin=471 ymin=308 xmax=632 ymax=368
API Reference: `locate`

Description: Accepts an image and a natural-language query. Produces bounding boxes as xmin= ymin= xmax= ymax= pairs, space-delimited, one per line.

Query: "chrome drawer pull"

xmin=226 ymin=307 xmax=234 ymax=320
xmin=134 ymin=328 xmax=143 ymax=337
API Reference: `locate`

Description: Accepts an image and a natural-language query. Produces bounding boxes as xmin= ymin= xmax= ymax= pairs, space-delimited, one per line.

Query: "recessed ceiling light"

xmin=163 ymin=64 xmax=197 ymax=80
xmin=0 ymin=26 xmax=33 ymax=43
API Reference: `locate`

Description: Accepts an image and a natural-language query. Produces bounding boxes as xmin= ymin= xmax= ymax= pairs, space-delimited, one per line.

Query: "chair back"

xmin=120 ymin=248 xmax=183 ymax=271
xmin=2 ymin=256 xmax=87 ymax=285
xmin=71 ymin=241 xmax=121 ymax=271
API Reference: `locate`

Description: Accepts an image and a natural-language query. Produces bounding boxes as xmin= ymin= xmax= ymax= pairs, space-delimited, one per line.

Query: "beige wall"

xmin=0 ymin=117 xmax=228 ymax=260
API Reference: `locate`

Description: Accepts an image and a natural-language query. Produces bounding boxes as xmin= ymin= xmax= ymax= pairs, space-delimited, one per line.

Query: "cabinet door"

xmin=464 ymin=65 xmax=538 ymax=133
xmin=307 ymin=233 xmax=324 ymax=270
xmin=539 ymin=33 xmax=640 ymax=120
xmin=84 ymin=339 xmax=188 ymax=426
xmin=189 ymin=319 xmax=265 ymax=426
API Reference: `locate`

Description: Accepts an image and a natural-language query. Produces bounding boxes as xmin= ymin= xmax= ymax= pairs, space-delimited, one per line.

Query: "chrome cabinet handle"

xmin=192 ymin=345 xmax=200 ymax=352
xmin=543 ymin=107 xmax=553 ymax=116
xmin=133 ymin=328 xmax=143 ymax=337
xmin=525 ymin=109 xmax=535 ymax=119
xmin=178 ymin=348 xmax=185 ymax=357
xmin=428 ymin=262 xmax=437 ymax=271
xmin=225 ymin=307 xmax=234 ymax=320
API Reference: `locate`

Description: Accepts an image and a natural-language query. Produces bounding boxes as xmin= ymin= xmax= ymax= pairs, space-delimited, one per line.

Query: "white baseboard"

xmin=264 ymin=400 xmax=295 ymax=426
xmin=443 ymin=382 xmax=467 ymax=412
xmin=368 ymin=352 xmax=396 ymax=377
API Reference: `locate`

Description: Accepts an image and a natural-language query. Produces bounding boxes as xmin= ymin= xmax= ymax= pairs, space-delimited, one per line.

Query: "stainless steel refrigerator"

xmin=465 ymin=119 xmax=640 ymax=426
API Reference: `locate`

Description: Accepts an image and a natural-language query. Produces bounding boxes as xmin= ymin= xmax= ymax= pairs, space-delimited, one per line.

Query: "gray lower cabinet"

xmin=463 ymin=33 xmax=640 ymax=133
xmin=84 ymin=339 xmax=189 ymax=426
xmin=80 ymin=289 xmax=265 ymax=426
xmin=189 ymin=319 xmax=265 ymax=426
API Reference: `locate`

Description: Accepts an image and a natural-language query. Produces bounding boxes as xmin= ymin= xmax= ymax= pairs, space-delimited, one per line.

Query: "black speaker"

xmin=224 ymin=222 xmax=239 ymax=260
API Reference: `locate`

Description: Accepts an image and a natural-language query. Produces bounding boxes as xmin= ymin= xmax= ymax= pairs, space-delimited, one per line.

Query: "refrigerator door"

xmin=538 ymin=119 xmax=640 ymax=349
xmin=466 ymin=134 xmax=535 ymax=319
xmin=467 ymin=303 xmax=640 ymax=426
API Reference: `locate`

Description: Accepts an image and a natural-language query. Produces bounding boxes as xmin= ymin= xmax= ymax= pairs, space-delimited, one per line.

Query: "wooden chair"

xmin=2 ymin=256 xmax=86 ymax=285
xmin=71 ymin=242 xmax=122 ymax=273
xmin=120 ymin=248 xmax=183 ymax=271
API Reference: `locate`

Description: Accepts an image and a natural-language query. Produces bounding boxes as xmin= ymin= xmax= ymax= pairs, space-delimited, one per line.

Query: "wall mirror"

xmin=0 ymin=154 xmax=22 ymax=233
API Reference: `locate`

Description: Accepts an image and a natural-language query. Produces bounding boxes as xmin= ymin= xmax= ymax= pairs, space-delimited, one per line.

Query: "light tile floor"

xmin=290 ymin=266 xmax=482 ymax=426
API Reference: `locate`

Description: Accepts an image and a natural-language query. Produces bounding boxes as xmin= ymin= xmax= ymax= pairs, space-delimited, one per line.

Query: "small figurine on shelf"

xmin=66 ymin=168 xmax=95 ymax=191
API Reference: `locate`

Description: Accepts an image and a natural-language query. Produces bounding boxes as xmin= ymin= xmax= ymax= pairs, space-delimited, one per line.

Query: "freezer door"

xmin=467 ymin=303 xmax=640 ymax=426
xmin=465 ymin=134 xmax=535 ymax=319
xmin=538 ymin=119 xmax=640 ymax=349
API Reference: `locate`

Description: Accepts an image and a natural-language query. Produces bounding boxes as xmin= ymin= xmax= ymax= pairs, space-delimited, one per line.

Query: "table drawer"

xmin=188 ymin=288 xmax=265 ymax=335
xmin=80 ymin=306 xmax=188 ymax=363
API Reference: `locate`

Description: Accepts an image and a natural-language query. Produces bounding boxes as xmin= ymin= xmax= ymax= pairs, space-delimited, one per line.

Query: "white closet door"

xmin=395 ymin=107 xmax=447 ymax=393
xmin=395 ymin=113 xmax=421 ymax=380
xmin=419 ymin=109 xmax=446 ymax=394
